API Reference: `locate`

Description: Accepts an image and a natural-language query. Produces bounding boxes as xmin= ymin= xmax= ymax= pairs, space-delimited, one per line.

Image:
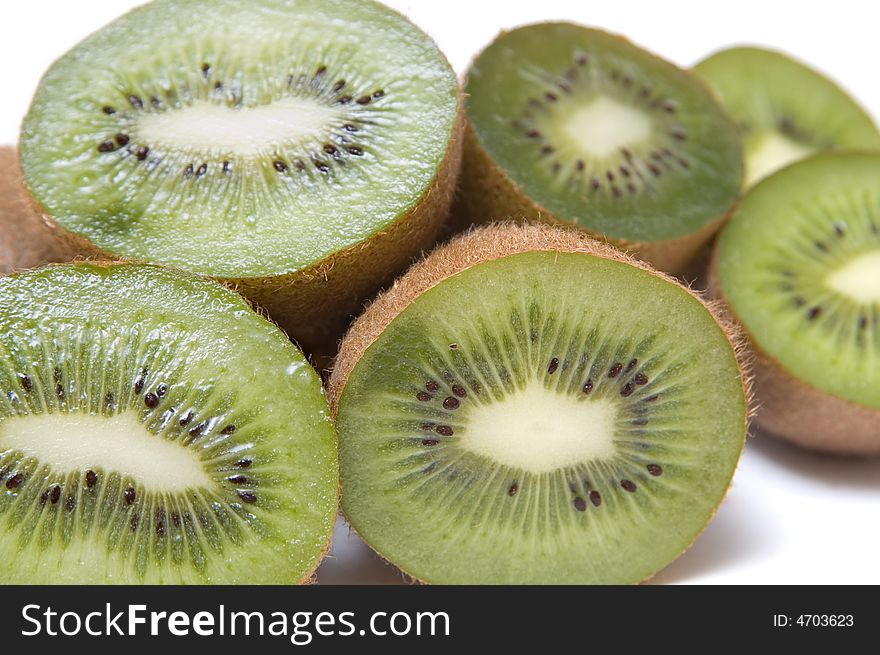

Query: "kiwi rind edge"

xmin=17 ymin=101 xmax=465 ymax=357
xmin=0 ymin=146 xmax=77 ymax=274
xmin=329 ymin=222 xmax=754 ymax=583
xmin=708 ymin=246 xmax=880 ymax=456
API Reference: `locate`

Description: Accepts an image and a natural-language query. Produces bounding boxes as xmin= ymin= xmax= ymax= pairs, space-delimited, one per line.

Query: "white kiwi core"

xmin=0 ymin=412 xmax=213 ymax=491
xmin=746 ymin=131 xmax=815 ymax=187
xmin=825 ymin=250 xmax=880 ymax=304
xmin=136 ymin=98 xmax=338 ymax=157
xmin=459 ymin=384 xmax=618 ymax=473
xmin=562 ymin=96 xmax=652 ymax=158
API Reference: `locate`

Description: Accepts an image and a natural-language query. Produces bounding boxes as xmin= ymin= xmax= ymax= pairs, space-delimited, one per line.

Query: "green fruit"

xmin=330 ymin=223 xmax=748 ymax=584
xmin=457 ymin=23 xmax=743 ymax=274
xmin=18 ymin=0 xmax=462 ymax=354
xmin=713 ymin=151 xmax=880 ymax=454
xmin=0 ymin=263 xmax=337 ymax=583
xmin=695 ymin=46 xmax=880 ymax=187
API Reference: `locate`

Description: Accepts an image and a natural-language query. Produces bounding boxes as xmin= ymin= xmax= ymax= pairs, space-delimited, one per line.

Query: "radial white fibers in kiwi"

xmin=714 ymin=152 xmax=880 ymax=454
xmin=695 ymin=47 xmax=880 ymax=187
xmin=0 ymin=263 xmax=337 ymax=584
xmin=330 ymin=225 xmax=748 ymax=584
xmin=19 ymin=0 xmax=461 ymax=350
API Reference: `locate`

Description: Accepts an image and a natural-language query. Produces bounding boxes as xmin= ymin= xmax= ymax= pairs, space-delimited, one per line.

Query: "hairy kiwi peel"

xmin=0 ymin=147 xmax=76 ymax=274
xmin=454 ymin=121 xmax=733 ymax=274
xmin=26 ymin=106 xmax=463 ymax=356
xmin=330 ymin=223 xmax=752 ymax=584
xmin=708 ymin=250 xmax=879 ymax=455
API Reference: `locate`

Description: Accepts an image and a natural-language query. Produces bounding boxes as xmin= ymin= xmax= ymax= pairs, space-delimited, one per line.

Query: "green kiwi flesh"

xmin=18 ymin=0 xmax=461 ymax=354
xmin=331 ymin=225 xmax=747 ymax=584
xmin=0 ymin=263 xmax=337 ymax=583
xmin=695 ymin=47 xmax=880 ymax=187
xmin=715 ymin=152 xmax=880 ymax=450
xmin=461 ymin=24 xmax=742 ymax=246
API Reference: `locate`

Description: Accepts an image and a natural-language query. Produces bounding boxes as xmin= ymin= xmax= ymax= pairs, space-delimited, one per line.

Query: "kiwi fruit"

xmin=454 ymin=24 xmax=743 ymax=274
xmin=329 ymin=223 xmax=749 ymax=584
xmin=712 ymin=151 xmax=880 ymax=455
xmin=695 ymin=46 xmax=880 ymax=188
xmin=18 ymin=0 xmax=462 ymax=355
xmin=0 ymin=262 xmax=337 ymax=583
xmin=0 ymin=146 xmax=75 ymax=274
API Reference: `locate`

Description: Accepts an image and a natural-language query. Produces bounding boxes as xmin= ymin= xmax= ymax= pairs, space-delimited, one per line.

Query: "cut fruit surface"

xmin=695 ymin=47 xmax=880 ymax=187
xmin=19 ymin=0 xmax=459 ymax=279
xmin=331 ymin=225 xmax=747 ymax=584
xmin=461 ymin=23 xmax=742 ymax=247
xmin=716 ymin=152 xmax=880 ymax=412
xmin=0 ymin=264 xmax=337 ymax=584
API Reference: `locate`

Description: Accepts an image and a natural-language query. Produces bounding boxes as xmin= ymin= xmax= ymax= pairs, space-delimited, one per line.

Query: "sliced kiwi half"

xmin=329 ymin=223 xmax=749 ymax=584
xmin=0 ymin=146 xmax=75 ymax=274
xmin=19 ymin=0 xmax=462 ymax=354
xmin=695 ymin=46 xmax=880 ymax=188
xmin=456 ymin=24 xmax=743 ymax=274
xmin=713 ymin=152 xmax=880 ymax=455
xmin=0 ymin=263 xmax=337 ymax=583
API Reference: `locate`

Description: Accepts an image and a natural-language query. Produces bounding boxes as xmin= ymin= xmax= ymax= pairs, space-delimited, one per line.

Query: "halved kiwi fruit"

xmin=19 ymin=0 xmax=462 ymax=354
xmin=0 ymin=263 xmax=337 ymax=583
xmin=712 ymin=152 xmax=880 ymax=455
xmin=695 ymin=46 xmax=880 ymax=188
xmin=0 ymin=146 xmax=75 ymax=274
xmin=329 ymin=223 xmax=749 ymax=584
xmin=456 ymin=24 xmax=743 ymax=274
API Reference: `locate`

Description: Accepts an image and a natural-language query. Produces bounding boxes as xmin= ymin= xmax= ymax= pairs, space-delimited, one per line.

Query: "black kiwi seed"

xmin=85 ymin=470 xmax=97 ymax=487
xmin=644 ymin=394 xmax=660 ymax=403
xmin=335 ymin=96 xmax=353 ymax=105
xmin=626 ymin=358 xmax=638 ymax=372
xmin=313 ymin=160 xmax=329 ymax=173
xmin=221 ymin=424 xmax=236 ymax=435
xmin=583 ymin=379 xmax=594 ymax=394
xmin=50 ymin=485 xmax=61 ymax=504
xmin=135 ymin=146 xmax=149 ymax=161
xmin=426 ymin=381 xmax=439 ymax=392
xmin=179 ymin=411 xmax=194 ymax=426
xmin=156 ymin=383 xmax=167 ymax=397
xmin=196 ymin=163 xmax=207 ymax=177
xmin=356 ymin=95 xmax=371 ymax=105
xmin=807 ymin=307 xmax=822 ymax=320
xmin=634 ymin=372 xmax=648 ymax=385
xmin=189 ymin=422 xmax=207 ymax=437
xmin=237 ymin=491 xmax=257 ymax=504
xmin=222 ymin=160 xmax=231 ymax=173
xmin=227 ymin=475 xmax=247 ymax=484
xmin=128 ymin=95 xmax=143 ymax=109
xmin=39 ymin=491 xmax=49 ymax=505
xmin=347 ymin=146 xmax=363 ymax=156
xmin=323 ymin=144 xmax=338 ymax=156
xmin=130 ymin=514 xmax=139 ymax=531
xmin=508 ymin=482 xmax=518 ymax=497
xmin=18 ymin=374 xmax=31 ymax=392
xmin=547 ymin=357 xmax=559 ymax=374
xmin=144 ymin=392 xmax=159 ymax=408
xmin=421 ymin=438 xmax=439 ymax=446
xmin=332 ymin=80 xmax=346 ymax=92
xmin=134 ymin=368 xmax=147 ymax=394
xmin=115 ymin=133 xmax=129 ymax=146
xmin=343 ymin=123 xmax=358 ymax=132
xmin=273 ymin=160 xmax=288 ymax=172
xmin=608 ymin=362 xmax=623 ymax=378
xmin=201 ymin=62 xmax=210 ymax=77
xmin=5 ymin=473 xmax=24 ymax=490
xmin=183 ymin=164 xmax=194 ymax=177
xmin=373 ymin=89 xmax=384 ymax=98
xmin=102 ymin=106 xmax=116 ymax=114
xmin=65 ymin=496 xmax=76 ymax=512
xmin=452 ymin=384 xmax=466 ymax=398
xmin=416 ymin=391 xmax=432 ymax=401
xmin=123 ymin=487 xmax=136 ymax=505
xmin=621 ymin=480 xmax=637 ymax=492
xmin=620 ymin=382 xmax=635 ymax=397
xmin=436 ymin=425 xmax=454 ymax=437
xmin=589 ymin=490 xmax=601 ymax=507
xmin=443 ymin=397 xmax=459 ymax=410
xmin=97 ymin=141 xmax=116 ymax=153
xmin=573 ymin=497 xmax=587 ymax=512
xmin=647 ymin=464 xmax=663 ymax=476
xmin=235 ymin=459 xmax=252 ymax=469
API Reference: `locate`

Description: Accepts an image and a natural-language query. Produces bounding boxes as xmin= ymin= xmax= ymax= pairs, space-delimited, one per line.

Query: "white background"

xmin=1 ymin=1 xmax=878 ymax=584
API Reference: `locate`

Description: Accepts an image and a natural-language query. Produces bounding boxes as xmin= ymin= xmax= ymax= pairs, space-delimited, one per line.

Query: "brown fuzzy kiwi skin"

xmin=329 ymin=222 xmax=753 ymax=584
xmin=20 ymin=103 xmax=464 ymax=359
xmin=708 ymin=247 xmax=880 ymax=456
xmin=450 ymin=119 xmax=735 ymax=276
xmin=0 ymin=146 xmax=78 ymax=274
